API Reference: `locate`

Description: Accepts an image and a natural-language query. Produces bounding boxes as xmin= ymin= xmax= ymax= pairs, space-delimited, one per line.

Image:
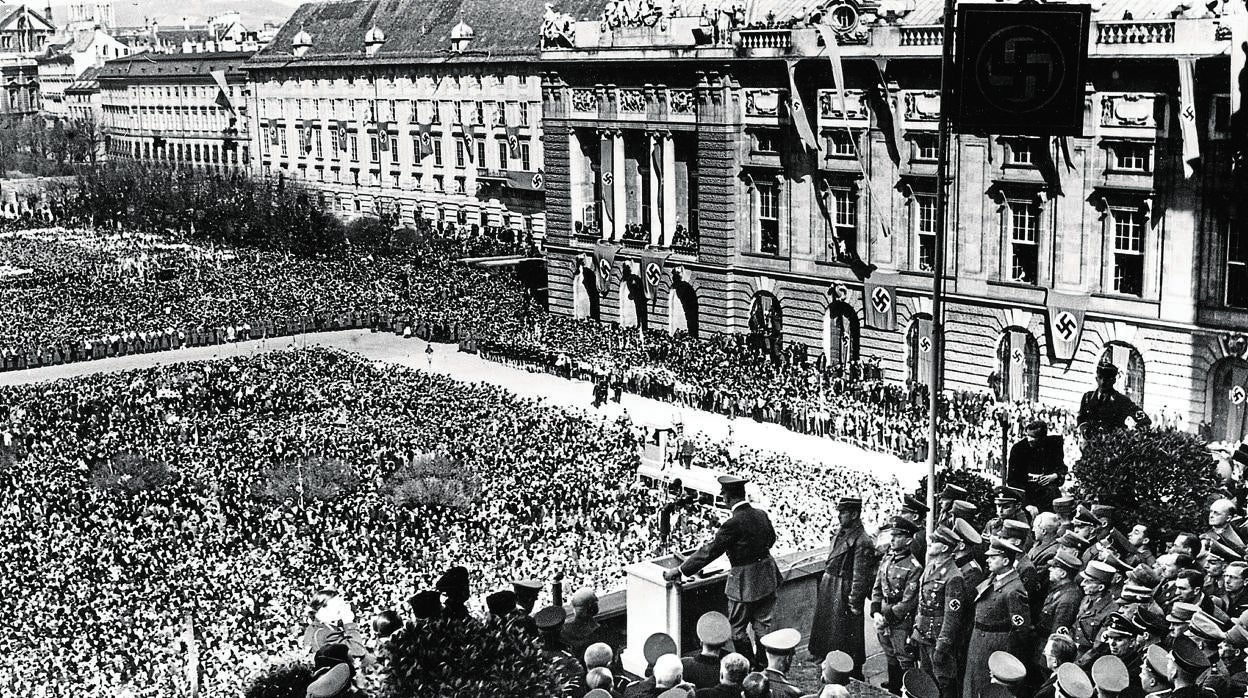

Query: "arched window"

xmin=906 ymin=313 xmax=935 ymax=387
xmin=617 ymin=266 xmax=646 ymax=330
xmin=668 ymin=276 xmax=698 ymax=337
xmin=748 ymin=291 xmax=782 ymax=354
xmin=1209 ymin=358 xmax=1248 ymax=443
xmin=996 ymin=328 xmax=1040 ymax=402
xmin=822 ymin=301 xmax=859 ymax=366
xmin=1100 ymin=342 xmax=1145 ymax=406
xmin=572 ymin=264 xmax=598 ymax=321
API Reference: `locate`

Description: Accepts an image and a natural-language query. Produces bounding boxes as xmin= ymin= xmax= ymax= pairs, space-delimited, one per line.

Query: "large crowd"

xmin=0 ymin=347 xmax=899 ymax=697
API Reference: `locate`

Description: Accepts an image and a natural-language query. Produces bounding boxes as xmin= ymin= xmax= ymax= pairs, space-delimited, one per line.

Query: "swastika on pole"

xmin=1232 ymin=386 xmax=1246 ymax=406
xmin=602 ymin=172 xmax=613 ymax=186
xmin=1011 ymin=348 xmax=1024 ymax=364
xmin=1054 ymin=311 xmax=1078 ymax=342
xmin=920 ymin=336 xmax=932 ymax=354
xmin=646 ymin=263 xmax=662 ymax=288
xmin=871 ymin=287 xmax=892 ymax=314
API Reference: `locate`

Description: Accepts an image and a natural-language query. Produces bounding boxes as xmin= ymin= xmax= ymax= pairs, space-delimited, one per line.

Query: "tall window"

xmin=476 ymin=140 xmax=486 ymax=166
xmin=1112 ymin=208 xmax=1145 ymax=296
xmin=828 ymin=188 xmax=857 ymax=262
xmin=1007 ymin=139 xmax=1038 ymax=166
xmin=313 ymin=128 xmax=323 ymax=158
xmin=520 ymin=142 xmax=531 ymax=171
xmin=1009 ymin=201 xmax=1040 ymax=284
xmin=915 ymin=194 xmax=936 ymax=272
xmin=349 ymin=133 xmax=358 ymax=162
xmin=497 ymin=140 xmax=508 ymax=169
xmin=370 ymin=135 xmax=380 ymax=163
xmin=912 ymin=134 xmax=938 ymax=162
xmin=390 ymin=137 xmax=399 ymax=164
xmin=412 ymin=137 xmax=423 ymax=164
xmin=1112 ymin=143 xmax=1152 ymax=173
xmin=826 ymin=131 xmax=856 ymax=157
xmin=518 ymin=102 xmax=529 ymax=126
xmin=433 ymin=140 xmax=443 ymax=167
xmin=757 ymin=180 xmax=779 ymax=254
xmin=1226 ymin=217 xmax=1247 ymax=308
xmin=456 ymin=140 xmax=466 ymax=168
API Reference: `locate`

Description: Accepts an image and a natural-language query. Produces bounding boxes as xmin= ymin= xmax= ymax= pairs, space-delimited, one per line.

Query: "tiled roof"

xmin=98 ymin=51 xmax=252 ymax=80
xmin=66 ymin=66 xmax=100 ymax=92
xmin=249 ymin=0 xmax=616 ymax=64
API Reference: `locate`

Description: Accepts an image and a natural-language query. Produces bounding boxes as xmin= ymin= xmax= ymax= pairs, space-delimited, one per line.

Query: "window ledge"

xmin=740 ymin=250 xmax=788 ymax=261
xmin=1090 ymin=292 xmax=1158 ymax=305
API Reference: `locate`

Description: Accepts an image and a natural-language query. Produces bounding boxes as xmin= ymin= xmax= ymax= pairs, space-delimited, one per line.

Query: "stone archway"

xmin=668 ymin=278 xmax=699 ymax=337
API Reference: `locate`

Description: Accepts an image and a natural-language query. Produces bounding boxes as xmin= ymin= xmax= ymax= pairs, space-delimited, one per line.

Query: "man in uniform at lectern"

xmin=663 ymin=475 xmax=782 ymax=670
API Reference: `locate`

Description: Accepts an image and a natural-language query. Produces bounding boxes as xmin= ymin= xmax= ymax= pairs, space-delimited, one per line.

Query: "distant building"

xmin=65 ymin=1 xmax=116 ymax=37
xmin=65 ymin=65 xmax=100 ymax=123
xmin=99 ymin=51 xmax=251 ymax=171
xmin=0 ymin=4 xmax=55 ymax=56
xmin=242 ymin=0 xmax=546 ymax=233
xmin=112 ymin=14 xmax=268 ymax=56
xmin=37 ymin=28 xmax=130 ymax=119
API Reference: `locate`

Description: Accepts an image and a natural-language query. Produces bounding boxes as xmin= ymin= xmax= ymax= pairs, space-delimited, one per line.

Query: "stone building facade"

xmin=241 ymin=0 xmax=552 ymax=234
xmin=540 ymin=0 xmax=1248 ymax=440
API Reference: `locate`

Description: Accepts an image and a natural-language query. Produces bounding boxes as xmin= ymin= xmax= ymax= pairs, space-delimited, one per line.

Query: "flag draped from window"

xmin=784 ymin=59 xmax=818 ymax=154
xmin=1177 ymin=57 xmax=1200 ymax=178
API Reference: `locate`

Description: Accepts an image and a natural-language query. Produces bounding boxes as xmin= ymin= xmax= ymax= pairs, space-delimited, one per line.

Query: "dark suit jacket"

xmin=680 ymin=502 xmax=781 ymax=602
xmin=696 ymin=684 xmax=744 ymax=698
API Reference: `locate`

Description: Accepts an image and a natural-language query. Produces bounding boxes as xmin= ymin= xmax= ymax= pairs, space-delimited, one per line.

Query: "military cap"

xmin=657 ymin=689 xmax=688 ymax=698
xmin=1207 ymin=605 xmax=1233 ymax=630
xmin=902 ymin=668 xmax=940 ymax=698
xmin=314 ymin=643 xmax=350 ymax=670
xmin=1053 ymin=496 xmax=1077 ymax=515
xmin=486 ymin=590 xmax=517 ymax=617
xmin=1090 ymin=504 xmax=1118 ymax=522
xmin=1056 ymin=663 xmax=1094 ymax=698
xmin=1227 ymin=624 xmax=1248 ymax=650
xmin=1119 ymin=583 xmax=1153 ymax=603
xmin=1097 ymin=362 xmax=1120 ymax=378
xmin=307 ymin=664 xmax=352 ymax=698
xmin=1144 ymin=645 xmax=1174 ymax=683
xmin=1209 ymin=540 xmax=1244 ymax=563
xmin=939 ymin=484 xmax=969 ymax=500
xmin=760 ymin=628 xmax=801 ymax=655
xmin=407 ymin=589 xmax=442 ymax=619
xmin=1239 ymin=609 xmax=1248 ymax=629
xmin=643 ymin=632 xmax=677 ymax=665
xmin=1080 ymin=561 xmax=1116 ymax=585
xmin=1102 ymin=553 xmax=1132 ymax=576
xmin=1134 ymin=604 xmax=1169 ymax=636
xmin=994 ymin=486 xmax=1025 ymax=504
xmin=696 ymin=611 xmax=731 ymax=646
xmin=982 ymin=684 xmax=1013 ymax=698
xmin=717 ymin=475 xmax=747 ymax=498
xmin=888 ymin=516 xmax=920 ymax=536
xmin=1092 ymin=655 xmax=1130 ymax=694
xmin=1072 ymin=507 xmax=1103 ymax=528
xmin=902 ymin=496 xmax=930 ymax=514
xmin=513 ymin=579 xmax=542 ymax=599
xmin=584 ymin=691 xmax=613 ymax=698
xmin=1001 ymin=520 xmax=1030 ymax=539
xmin=1050 ymin=550 xmax=1083 ymax=574
xmin=1166 ymin=602 xmax=1200 ymax=624
xmin=932 ymin=525 xmax=961 ymax=548
xmin=1170 ymin=634 xmax=1212 ymax=674
xmin=952 ymin=501 xmax=979 ymax=519
xmin=1058 ymin=531 xmax=1093 ymax=553
xmin=570 ymin=588 xmax=598 ymax=609
xmin=1102 ymin=612 xmax=1143 ymax=638
xmin=1127 ymin=564 xmax=1161 ymax=588
xmin=986 ymin=538 xmax=1023 ymax=557
xmin=822 ymin=651 xmax=854 ymax=683
xmin=988 ymin=651 xmax=1027 ymax=684
xmin=435 ymin=566 xmax=470 ymax=597
xmin=534 ymin=605 xmax=566 ymax=630
xmin=954 ymin=518 xmax=983 ymax=546
xmin=837 ymin=495 xmax=863 ymax=511
xmin=1188 ymin=612 xmax=1227 ymax=643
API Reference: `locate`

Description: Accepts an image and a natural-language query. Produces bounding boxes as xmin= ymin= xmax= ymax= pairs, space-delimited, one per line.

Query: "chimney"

xmin=182 ymin=17 xmax=190 ymax=31
xmin=43 ymin=3 xmax=53 ymax=26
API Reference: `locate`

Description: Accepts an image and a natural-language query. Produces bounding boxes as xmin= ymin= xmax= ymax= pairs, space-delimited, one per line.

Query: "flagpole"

xmin=926 ymin=0 xmax=957 ymax=538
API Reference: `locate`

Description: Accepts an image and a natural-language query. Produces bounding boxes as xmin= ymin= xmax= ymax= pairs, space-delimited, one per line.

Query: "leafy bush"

xmin=382 ymin=452 xmax=479 ymax=509
xmin=253 ymin=455 xmax=361 ymax=505
xmin=380 ymin=618 xmax=561 ymax=698
xmin=1072 ymin=428 xmax=1218 ymax=538
xmin=91 ymin=451 xmax=172 ymax=494
xmin=911 ymin=469 xmax=996 ymax=531
xmin=244 ymin=661 xmax=314 ymax=698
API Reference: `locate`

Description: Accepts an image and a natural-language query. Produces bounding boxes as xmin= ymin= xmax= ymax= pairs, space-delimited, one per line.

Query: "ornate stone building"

xmin=541 ymin=0 xmax=1248 ymax=440
xmin=241 ymin=0 xmax=557 ymax=233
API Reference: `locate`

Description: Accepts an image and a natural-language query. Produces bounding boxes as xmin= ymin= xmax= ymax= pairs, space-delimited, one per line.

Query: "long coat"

xmin=678 ymin=502 xmax=781 ymax=602
xmin=808 ymin=521 xmax=877 ymax=667
xmin=962 ymin=568 xmax=1031 ymax=698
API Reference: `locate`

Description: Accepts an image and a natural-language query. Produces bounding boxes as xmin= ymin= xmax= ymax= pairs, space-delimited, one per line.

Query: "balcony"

xmin=736 ymin=29 xmax=791 ymax=50
xmin=898 ymin=25 xmax=942 ymax=47
xmin=1097 ymin=20 xmax=1173 ymax=44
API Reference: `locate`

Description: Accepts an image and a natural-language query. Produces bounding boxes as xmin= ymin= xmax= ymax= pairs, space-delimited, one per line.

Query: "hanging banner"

xmin=600 ymin=135 xmax=616 ymax=238
xmin=592 ymin=242 xmax=621 ymax=298
xmin=415 ymin=122 xmax=432 ymax=158
xmin=640 ymin=250 xmax=672 ymax=303
xmin=1007 ymin=328 xmax=1029 ymax=399
xmin=1177 ymin=58 xmax=1200 ymax=178
xmin=1045 ymin=290 xmax=1089 ymax=361
xmin=784 ymin=59 xmax=818 ymax=154
xmin=862 ymin=271 xmax=899 ymax=331
xmin=376 ymin=121 xmax=390 ymax=151
xmin=336 ymin=121 xmax=349 ymax=151
xmin=506 ymin=126 xmax=521 ymax=159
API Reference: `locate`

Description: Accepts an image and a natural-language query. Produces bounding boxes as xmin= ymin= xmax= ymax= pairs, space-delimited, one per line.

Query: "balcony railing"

xmin=737 ymin=29 xmax=792 ymax=50
xmin=1097 ymin=20 xmax=1174 ymax=44
xmin=899 ymin=25 xmax=942 ymax=47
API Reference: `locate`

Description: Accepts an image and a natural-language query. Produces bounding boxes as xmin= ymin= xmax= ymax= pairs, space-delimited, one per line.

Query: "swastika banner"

xmin=592 ymin=242 xmax=622 ymax=299
xmin=640 ymin=250 xmax=671 ymax=303
xmin=862 ymin=271 xmax=898 ymax=331
xmin=1045 ymin=290 xmax=1088 ymax=361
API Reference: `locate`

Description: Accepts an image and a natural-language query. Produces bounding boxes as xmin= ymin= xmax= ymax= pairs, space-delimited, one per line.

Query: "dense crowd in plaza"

xmin=0 ymin=347 xmax=897 ymax=697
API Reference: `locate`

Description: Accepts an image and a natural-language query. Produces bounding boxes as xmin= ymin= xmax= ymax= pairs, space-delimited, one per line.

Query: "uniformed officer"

xmin=1075 ymin=561 xmax=1121 ymax=663
xmin=873 ymin=516 xmax=924 ymax=693
xmin=562 ymin=588 xmax=608 ymax=663
xmin=904 ymin=668 xmax=941 ymax=698
xmin=513 ymin=579 xmax=543 ymax=615
xmin=1057 ymin=663 xmax=1096 ymax=698
xmin=1103 ymin=613 xmax=1147 ymax=698
xmin=900 ymin=496 xmax=931 ymax=564
xmin=682 ymin=611 xmax=732 ymax=690
xmin=664 ymin=475 xmax=782 ymax=669
xmin=938 ymin=485 xmax=971 ymax=527
xmin=535 ymin=605 xmax=585 ymax=696
xmin=988 ymin=650 xmax=1027 ymax=695
xmin=759 ymin=628 xmax=804 ymax=698
xmin=913 ymin=525 xmax=966 ymax=698
xmin=1002 ymin=519 xmax=1044 ymax=605
xmin=1039 ymin=551 xmax=1086 ymax=659
xmin=963 ymin=538 xmax=1031 ymax=698
xmin=1169 ymin=635 xmax=1217 ymax=698
xmin=1077 ymin=363 xmax=1152 ymax=436
xmin=626 ymin=632 xmax=678 ymax=696
xmin=1140 ymin=644 xmax=1175 ymax=698
xmin=984 ymin=487 xmax=1034 ymax=550
xmin=809 ymin=496 xmax=878 ymax=676
xmin=1094 ymin=654 xmax=1133 ymax=697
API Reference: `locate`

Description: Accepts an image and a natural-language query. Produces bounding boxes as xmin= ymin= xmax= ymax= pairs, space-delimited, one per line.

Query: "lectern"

xmin=620 ymin=552 xmax=731 ymax=676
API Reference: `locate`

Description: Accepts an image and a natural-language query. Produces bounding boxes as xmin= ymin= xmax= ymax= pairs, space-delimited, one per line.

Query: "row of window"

xmin=106 ymin=138 xmax=249 ymax=167
xmin=260 ymin=97 xmax=532 ymax=128
xmin=270 ymin=161 xmax=467 ymax=196
xmin=263 ymin=126 xmax=532 ymax=172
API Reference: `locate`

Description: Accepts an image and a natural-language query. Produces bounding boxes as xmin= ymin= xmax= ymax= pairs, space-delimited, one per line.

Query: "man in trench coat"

xmin=809 ymin=496 xmax=878 ymax=678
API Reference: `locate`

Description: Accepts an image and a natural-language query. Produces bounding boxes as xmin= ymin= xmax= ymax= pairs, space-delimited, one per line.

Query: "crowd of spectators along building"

xmin=0 ymin=346 xmax=897 ymax=697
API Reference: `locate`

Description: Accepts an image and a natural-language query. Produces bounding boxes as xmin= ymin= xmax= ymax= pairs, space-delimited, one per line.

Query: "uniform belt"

xmin=732 ymin=555 xmax=770 ymax=568
xmin=919 ymin=604 xmax=941 ymax=613
xmin=974 ymin=622 xmax=1012 ymax=632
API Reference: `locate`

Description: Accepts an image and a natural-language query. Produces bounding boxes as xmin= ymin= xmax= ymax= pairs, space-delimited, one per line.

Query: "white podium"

xmin=620 ymin=552 xmax=729 ymax=676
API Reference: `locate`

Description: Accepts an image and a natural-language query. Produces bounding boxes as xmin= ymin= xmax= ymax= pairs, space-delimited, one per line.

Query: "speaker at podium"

xmin=620 ymin=551 xmax=731 ymax=676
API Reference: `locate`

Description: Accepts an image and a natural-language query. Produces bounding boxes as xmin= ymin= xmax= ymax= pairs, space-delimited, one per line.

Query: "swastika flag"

xmin=862 ymin=271 xmax=898 ymax=331
xmin=640 ymin=251 xmax=671 ymax=303
xmin=1045 ymin=290 xmax=1088 ymax=361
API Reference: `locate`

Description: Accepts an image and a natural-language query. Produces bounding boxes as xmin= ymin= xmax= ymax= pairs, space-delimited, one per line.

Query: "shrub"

xmin=1071 ymin=428 xmax=1218 ymax=538
xmin=243 ymin=661 xmax=314 ymax=698
xmin=91 ymin=451 xmax=172 ymax=494
xmin=380 ymin=618 xmax=560 ymax=698
xmin=382 ymin=452 xmax=479 ymax=509
xmin=911 ymin=469 xmax=997 ymax=531
xmin=253 ymin=455 xmax=361 ymax=505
